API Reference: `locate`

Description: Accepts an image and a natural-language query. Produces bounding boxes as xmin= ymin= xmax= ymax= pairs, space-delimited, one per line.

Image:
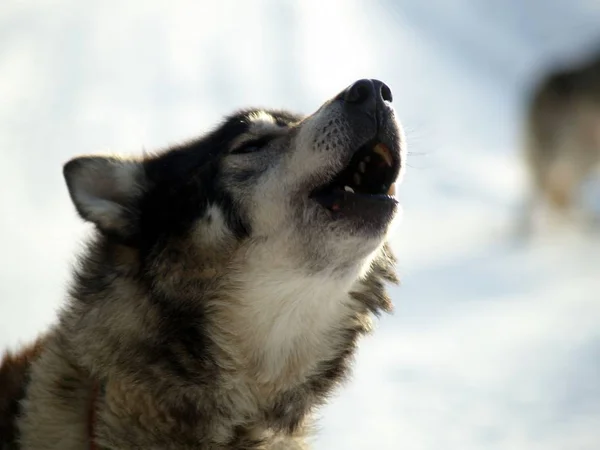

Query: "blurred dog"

xmin=522 ymin=51 xmax=600 ymax=232
xmin=0 ymin=79 xmax=405 ymax=449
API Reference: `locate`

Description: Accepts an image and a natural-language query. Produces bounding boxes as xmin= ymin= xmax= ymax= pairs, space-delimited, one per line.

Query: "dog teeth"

xmin=344 ymin=186 xmax=354 ymax=193
xmin=388 ymin=183 xmax=396 ymax=196
xmin=358 ymin=162 xmax=366 ymax=173
xmin=353 ymin=173 xmax=361 ymax=185
xmin=373 ymin=143 xmax=393 ymax=167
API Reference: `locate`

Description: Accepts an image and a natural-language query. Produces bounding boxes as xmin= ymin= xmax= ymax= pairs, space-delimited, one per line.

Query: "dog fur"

xmin=0 ymin=79 xmax=405 ymax=449
xmin=522 ymin=50 xmax=600 ymax=231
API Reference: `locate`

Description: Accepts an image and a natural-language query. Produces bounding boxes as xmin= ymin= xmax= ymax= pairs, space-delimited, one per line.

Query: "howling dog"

xmin=1 ymin=79 xmax=406 ymax=449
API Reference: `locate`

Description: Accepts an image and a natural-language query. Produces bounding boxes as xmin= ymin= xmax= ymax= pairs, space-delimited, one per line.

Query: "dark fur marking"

xmin=145 ymin=293 xmax=217 ymax=383
xmin=0 ymin=339 xmax=44 ymax=448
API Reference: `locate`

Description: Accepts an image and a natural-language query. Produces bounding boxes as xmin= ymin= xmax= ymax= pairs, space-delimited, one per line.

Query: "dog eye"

xmin=231 ymin=136 xmax=272 ymax=155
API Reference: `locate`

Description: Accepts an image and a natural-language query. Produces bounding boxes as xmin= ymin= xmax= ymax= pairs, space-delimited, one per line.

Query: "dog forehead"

xmin=246 ymin=110 xmax=279 ymax=133
xmin=145 ymin=108 xmax=303 ymax=177
xmin=224 ymin=109 xmax=301 ymax=150
xmin=243 ymin=109 xmax=301 ymax=135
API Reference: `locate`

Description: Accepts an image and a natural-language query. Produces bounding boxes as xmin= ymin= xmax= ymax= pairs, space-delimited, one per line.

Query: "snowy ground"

xmin=1 ymin=1 xmax=600 ymax=449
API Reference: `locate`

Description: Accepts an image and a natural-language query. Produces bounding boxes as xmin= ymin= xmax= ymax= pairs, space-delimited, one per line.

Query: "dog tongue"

xmin=373 ymin=143 xmax=393 ymax=167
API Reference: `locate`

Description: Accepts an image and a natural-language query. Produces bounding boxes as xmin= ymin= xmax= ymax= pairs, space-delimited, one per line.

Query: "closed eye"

xmin=230 ymin=136 xmax=273 ymax=155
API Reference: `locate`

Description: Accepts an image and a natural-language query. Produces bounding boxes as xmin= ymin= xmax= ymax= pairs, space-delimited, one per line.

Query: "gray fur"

xmin=2 ymin=79 xmax=405 ymax=449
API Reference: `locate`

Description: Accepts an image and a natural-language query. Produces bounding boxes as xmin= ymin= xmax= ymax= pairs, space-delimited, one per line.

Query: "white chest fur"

xmin=228 ymin=242 xmax=365 ymax=386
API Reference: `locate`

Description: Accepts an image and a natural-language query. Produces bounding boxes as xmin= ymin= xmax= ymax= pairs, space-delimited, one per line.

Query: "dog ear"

xmin=63 ymin=156 xmax=146 ymax=239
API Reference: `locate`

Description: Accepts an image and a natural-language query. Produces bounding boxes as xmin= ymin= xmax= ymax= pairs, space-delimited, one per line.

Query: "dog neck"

xmin=212 ymin=240 xmax=370 ymax=389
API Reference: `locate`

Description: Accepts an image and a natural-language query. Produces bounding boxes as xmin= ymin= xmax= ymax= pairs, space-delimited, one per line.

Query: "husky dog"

xmin=522 ymin=51 xmax=600 ymax=232
xmin=0 ymin=79 xmax=405 ymax=449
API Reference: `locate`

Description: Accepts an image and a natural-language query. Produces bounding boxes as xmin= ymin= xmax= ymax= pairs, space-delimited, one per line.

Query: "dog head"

xmin=64 ymin=79 xmax=406 ymax=277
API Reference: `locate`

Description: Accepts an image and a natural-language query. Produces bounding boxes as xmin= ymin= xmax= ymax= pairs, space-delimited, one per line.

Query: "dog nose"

xmin=342 ymin=79 xmax=393 ymax=106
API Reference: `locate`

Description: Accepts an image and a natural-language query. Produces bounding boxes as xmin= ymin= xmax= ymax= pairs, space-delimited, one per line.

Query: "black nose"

xmin=342 ymin=79 xmax=393 ymax=105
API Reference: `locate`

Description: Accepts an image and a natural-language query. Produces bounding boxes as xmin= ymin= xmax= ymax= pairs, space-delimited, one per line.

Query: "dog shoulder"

xmin=0 ymin=337 xmax=45 ymax=447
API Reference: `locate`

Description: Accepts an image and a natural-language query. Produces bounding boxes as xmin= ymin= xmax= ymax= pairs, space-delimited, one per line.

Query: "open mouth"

xmin=311 ymin=139 xmax=399 ymax=213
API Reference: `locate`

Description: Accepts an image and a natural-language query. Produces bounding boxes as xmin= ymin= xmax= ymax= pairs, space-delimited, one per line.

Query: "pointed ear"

xmin=63 ymin=155 xmax=146 ymax=238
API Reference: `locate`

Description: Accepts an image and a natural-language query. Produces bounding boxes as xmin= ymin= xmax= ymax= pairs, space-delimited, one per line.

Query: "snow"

xmin=1 ymin=1 xmax=600 ymax=448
